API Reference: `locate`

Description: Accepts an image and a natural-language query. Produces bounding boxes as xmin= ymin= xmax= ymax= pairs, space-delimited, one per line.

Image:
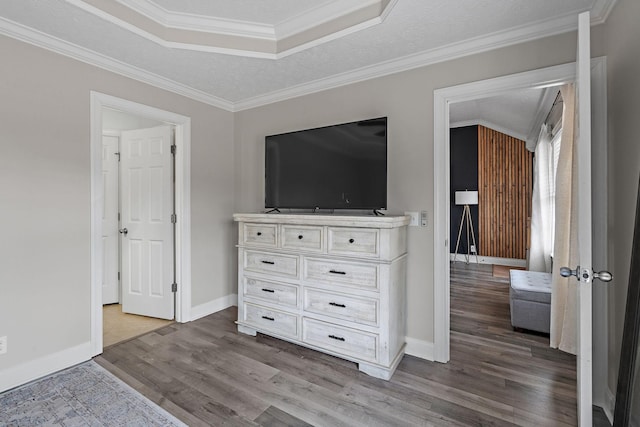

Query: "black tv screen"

xmin=265 ymin=117 xmax=387 ymax=210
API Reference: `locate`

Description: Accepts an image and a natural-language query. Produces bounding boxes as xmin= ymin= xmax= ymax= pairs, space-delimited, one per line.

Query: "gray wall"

xmin=604 ymin=0 xmax=640 ymax=394
xmin=0 ymin=35 xmax=235 ymax=373
xmin=235 ymin=30 xmax=606 ymax=345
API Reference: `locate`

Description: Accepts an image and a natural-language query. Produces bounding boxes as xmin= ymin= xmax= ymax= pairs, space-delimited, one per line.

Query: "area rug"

xmin=492 ymin=264 xmax=525 ymax=278
xmin=0 ymin=361 xmax=186 ymax=426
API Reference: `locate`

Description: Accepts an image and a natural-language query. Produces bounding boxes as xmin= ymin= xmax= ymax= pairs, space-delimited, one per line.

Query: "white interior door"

xmin=102 ymin=134 xmax=120 ymax=304
xmin=575 ymin=11 xmax=593 ymax=426
xmin=120 ymin=125 xmax=174 ymax=320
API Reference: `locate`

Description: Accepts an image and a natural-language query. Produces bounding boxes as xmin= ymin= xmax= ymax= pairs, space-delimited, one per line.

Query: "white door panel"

xmin=121 ymin=125 xmax=174 ymax=320
xmin=102 ymin=134 xmax=120 ymax=305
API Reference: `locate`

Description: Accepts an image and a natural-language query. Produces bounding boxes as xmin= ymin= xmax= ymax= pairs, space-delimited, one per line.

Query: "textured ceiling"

xmin=0 ymin=0 xmax=616 ymax=111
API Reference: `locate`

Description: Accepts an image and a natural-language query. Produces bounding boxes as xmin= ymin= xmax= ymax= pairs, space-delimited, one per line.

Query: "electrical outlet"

xmin=470 ymin=245 xmax=476 ymax=254
xmin=0 ymin=336 xmax=7 ymax=355
xmin=420 ymin=211 xmax=428 ymax=227
xmin=404 ymin=211 xmax=419 ymax=226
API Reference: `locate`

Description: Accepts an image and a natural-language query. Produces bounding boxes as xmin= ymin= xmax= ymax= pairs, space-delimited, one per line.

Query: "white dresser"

xmin=233 ymin=213 xmax=409 ymax=380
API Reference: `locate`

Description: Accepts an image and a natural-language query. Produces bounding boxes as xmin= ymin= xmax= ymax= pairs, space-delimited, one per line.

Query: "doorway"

xmin=433 ymin=59 xmax=608 ymax=408
xmin=90 ymin=92 xmax=193 ymax=356
xmin=101 ymin=110 xmax=176 ymax=345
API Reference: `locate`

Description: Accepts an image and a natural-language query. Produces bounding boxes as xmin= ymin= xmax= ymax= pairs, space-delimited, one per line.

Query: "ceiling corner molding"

xmin=590 ymin=0 xmax=619 ymax=25
xmin=0 ymin=16 xmax=235 ymax=111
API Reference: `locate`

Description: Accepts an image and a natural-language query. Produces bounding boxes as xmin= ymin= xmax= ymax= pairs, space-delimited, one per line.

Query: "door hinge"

xmin=171 ymin=282 xmax=178 ymax=292
xmin=115 ymin=152 xmax=120 ymax=161
xmin=118 ymin=272 xmax=120 ymax=281
xmin=171 ymin=213 xmax=177 ymax=223
xmin=171 ymin=144 xmax=176 ymax=155
xmin=118 ymin=212 xmax=120 ymax=221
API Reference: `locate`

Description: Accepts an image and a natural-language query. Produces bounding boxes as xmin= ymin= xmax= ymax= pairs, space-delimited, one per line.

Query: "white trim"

xmin=433 ymin=58 xmax=608 ymax=366
xmin=0 ymin=342 xmax=91 ymax=393
xmin=404 ymin=337 xmax=434 ymax=361
xmin=0 ymin=16 xmax=234 ymax=111
xmin=90 ymin=92 xmax=192 ymax=357
xmin=603 ymin=387 xmax=615 ymax=425
xmin=449 ymin=119 xmax=527 ymax=142
xmin=190 ymin=294 xmax=238 ymax=321
xmin=70 ymin=0 xmax=395 ymax=59
xmin=449 ymin=254 xmax=527 ymax=268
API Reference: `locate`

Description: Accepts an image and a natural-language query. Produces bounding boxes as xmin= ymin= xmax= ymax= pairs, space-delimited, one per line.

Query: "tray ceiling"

xmin=0 ymin=0 xmax=617 ymax=110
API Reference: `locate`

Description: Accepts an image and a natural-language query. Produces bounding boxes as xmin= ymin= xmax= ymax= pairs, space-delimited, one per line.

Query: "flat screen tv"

xmin=265 ymin=117 xmax=387 ymax=211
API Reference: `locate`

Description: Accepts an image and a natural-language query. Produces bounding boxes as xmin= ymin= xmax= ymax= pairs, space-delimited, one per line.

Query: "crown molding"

xmin=0 ymin=16 xmax=235 ymax=111
xmin=591 ymin=0 xmax=618 ymax=25
xmin=77 ymin=0 xmax=394 ymax=58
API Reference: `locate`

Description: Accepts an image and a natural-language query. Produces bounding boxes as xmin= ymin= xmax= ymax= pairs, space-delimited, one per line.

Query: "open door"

xmin=120 ymin=125 xmax=175 ymax=320
xmin=568 ymin=11 xmax=612 ymax=425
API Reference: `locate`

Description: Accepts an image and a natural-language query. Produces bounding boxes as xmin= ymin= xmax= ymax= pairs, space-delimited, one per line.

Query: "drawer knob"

xmin=329 ymin=302 xmax=346 ymax=308
xmin=261 ymin=288 xmax=275 ymax=293
xmin=261 ymin=260 xmax=275 ymax=265
xmin=298 ymin=235 xmax=303 ymax=239
xmin=328 ymin=334 xmax=345 ymax=342
xmin=257 ymin=232 xmax=262 ymax=236
xmin=349 ymin=238 xmax=355 ymax=244
xmin=329 ymin=269 xmax=346 ymax=275
xmin=261 ymin=315 xmax=275 ymax=321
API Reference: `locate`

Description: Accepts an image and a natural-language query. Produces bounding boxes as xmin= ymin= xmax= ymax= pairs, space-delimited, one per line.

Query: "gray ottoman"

xmin=509 ymin=270 xmax=552 ymax=333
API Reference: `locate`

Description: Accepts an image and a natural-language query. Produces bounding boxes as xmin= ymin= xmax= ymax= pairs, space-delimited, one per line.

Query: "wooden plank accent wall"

xmin=477 ymin=126 xmax=533 ymax=259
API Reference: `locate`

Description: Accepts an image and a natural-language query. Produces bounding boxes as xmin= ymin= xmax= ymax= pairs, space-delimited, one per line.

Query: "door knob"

xmin=593 ymin=270 xmax=613 ymax=282
xmin=119 ymin=228 xmax=128 ymax=236
xmin=560 ymin=265 xmax=612 ymax=282
xmin=560 ymin=266 xmax=579 ymax=278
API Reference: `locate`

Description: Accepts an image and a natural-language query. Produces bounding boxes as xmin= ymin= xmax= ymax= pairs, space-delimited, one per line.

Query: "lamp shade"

xmin=455 ymin=190 xmax=478 ymax=205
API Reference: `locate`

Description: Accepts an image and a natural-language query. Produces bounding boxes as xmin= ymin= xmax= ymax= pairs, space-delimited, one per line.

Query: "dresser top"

xmin=233 ymin=213 xmax=410 ymax=228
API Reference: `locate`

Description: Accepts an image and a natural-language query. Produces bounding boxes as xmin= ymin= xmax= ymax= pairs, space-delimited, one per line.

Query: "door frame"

xmin=89 ymin=92 xmax=192 ymax=356
xmin=433 ymin=58 xmax=609 ymax=408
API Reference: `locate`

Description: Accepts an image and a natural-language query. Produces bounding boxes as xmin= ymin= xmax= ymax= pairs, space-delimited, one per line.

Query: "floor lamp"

xmin=453 ymin=190 xmax=479 ymax=264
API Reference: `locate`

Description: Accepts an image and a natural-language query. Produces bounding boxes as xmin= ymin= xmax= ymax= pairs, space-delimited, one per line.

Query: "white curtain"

xmin=529 ymin=124 xmax=555 ymax=273
xmin=550 ymin=83 xmax=578 ymax=354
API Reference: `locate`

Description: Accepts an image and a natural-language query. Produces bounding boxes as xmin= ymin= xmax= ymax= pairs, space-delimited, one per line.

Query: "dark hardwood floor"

xmin=95 ymin=262 xmax=578 ymax=426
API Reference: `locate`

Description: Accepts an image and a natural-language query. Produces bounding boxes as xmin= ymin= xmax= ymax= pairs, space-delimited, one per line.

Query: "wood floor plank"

xmin=97 ymin=262 xmax=577 ymax=426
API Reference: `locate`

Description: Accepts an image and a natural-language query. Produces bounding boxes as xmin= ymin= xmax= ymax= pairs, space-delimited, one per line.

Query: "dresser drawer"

xmin=243 ymin=303 xmax=298 ymax=339
xmin=243 ymin=223 xmax=277 ymax=247
xmin=304 ymin=289 xmax=378 ymax=325
xmin=281 ymin=225 xmax=324 ymax=252
xmin=303 ymin=257 xmax=378 ymax=290
xmin=244 ymin=250 xmax=299 ymax=278
xmin=244 ymin=276 xmax=298 ymax=308
xmin=302 ymin=318 xmax=377 ymax=362
xmin=328 ymin=227 xmax=379 ymax=257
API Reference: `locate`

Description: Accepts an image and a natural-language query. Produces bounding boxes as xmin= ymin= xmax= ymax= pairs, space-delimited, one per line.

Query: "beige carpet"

xmin=492 ymin=264 xmax=525 ymax=278
xmin=103 ymin=304 xmax=173 ymax=347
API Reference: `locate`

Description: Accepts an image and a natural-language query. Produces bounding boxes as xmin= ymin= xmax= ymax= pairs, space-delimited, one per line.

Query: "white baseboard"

xmin=0 ymin=342 xmax=92 ymax=393
xmin=404 ymin=337 xmax=434 ymax=361
xmin=449 ymin=253 xmax=526 ymax=267
xmin=604 ymin=387 xmax=615 ymax=425
xmin=190 ymin=293 xmax=238 ymax=321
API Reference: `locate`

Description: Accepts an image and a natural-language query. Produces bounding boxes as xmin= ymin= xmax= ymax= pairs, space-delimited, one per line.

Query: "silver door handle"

xmin=561 ymin=265 xmax=612 ymax=282
xmin=593 ymin=270 xmax=613 ymax=282
xmin=119 ymin=228 xmax=128 ymax=236
xmin=560 ymin=266 xmax=579 ymax=278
